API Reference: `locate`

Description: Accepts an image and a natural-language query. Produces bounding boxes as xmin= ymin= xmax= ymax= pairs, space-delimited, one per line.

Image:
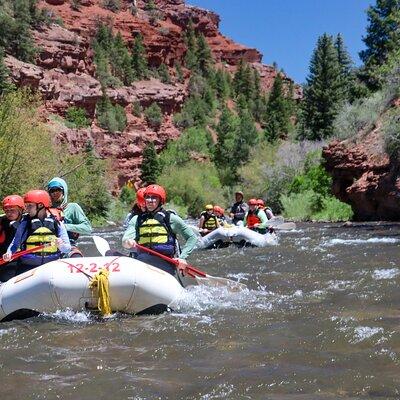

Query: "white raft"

xmin=197 ymin=226 xmax=278 ymax=249
xmin=0 ymin=256 xmax=184 ymax=322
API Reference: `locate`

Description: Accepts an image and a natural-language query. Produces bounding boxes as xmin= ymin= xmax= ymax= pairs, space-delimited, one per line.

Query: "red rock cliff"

xmin=322 ymin=111 xmax=400 ymax=221
xmin=5 ymin=0 xmax=299 ymax=191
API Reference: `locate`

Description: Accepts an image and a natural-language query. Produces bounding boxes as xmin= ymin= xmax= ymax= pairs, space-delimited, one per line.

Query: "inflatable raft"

xmin=197 ymin=226 xmax=278 ymax=249
xmin=0 ymin=256 xmax=184 ymax=322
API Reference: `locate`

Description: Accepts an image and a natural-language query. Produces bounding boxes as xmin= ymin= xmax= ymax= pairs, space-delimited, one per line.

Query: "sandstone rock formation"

xmin=5 ymin=0 xmax=299 ymax=190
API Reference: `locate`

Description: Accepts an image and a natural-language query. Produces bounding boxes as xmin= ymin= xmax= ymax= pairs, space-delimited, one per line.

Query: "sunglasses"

xmin=145 ymin=195 xmax=159 ymax=201
xmin=48 ymin=188 xmax=63 ymax=193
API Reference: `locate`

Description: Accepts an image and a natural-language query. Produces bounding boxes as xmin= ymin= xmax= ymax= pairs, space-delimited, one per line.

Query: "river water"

xmin=1 ymin=222 xmax=400 ymax=399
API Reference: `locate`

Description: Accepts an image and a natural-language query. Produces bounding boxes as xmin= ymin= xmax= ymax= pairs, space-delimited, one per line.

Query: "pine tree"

xmin=335 ymin=33 xmax=354 ymax=101
xmin=359 ymin=0 xmax=400 ymax=90
xmin=158 ymin=63 xmax=171 ymax=84
xmin=110 ymin=32 xmax=134 ymax=85
xmin=233 ymin=59 xmax=254 ymax=100
xmin=131 ymin=33 xmax=148 ymax=80
xmin=264 ymin=74 xmax=291 ymax=142
xmin=300 ymin=33 xmax=343 ymax=140
xmin=196 ymin=33 xmax=213 ymax=77
xmin=236 ymin=106 xmax=258 ymax=162
xmin=184 ymin=20 xmax=198 ymax=70
xmin=214 ymin=68 xmax=230 ymax=99
xmin=174 ymin=60 xmax=184 ymax=83
xmin=141 ymin=142 xmax=160 ymax=184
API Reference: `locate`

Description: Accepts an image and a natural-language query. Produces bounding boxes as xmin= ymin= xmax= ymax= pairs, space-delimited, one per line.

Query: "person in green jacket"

xmin=122 ymin=184 xmax=197 ymax=277
xmin=47 ymin=177 xmax=92 ymax=257
xmin=243 ymin=198 xmax=269 ymax=234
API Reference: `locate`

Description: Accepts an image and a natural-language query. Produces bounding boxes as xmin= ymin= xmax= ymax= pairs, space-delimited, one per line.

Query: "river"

xmin=1 ymin=222 xmax=399 ymax=399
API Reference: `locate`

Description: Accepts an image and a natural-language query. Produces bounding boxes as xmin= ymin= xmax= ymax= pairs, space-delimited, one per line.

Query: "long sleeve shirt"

xmin=122 ymin=212 xmax=198 ymax=259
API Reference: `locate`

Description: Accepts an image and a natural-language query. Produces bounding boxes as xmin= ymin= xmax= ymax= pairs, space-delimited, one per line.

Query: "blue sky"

xmin=188 ymin=0 xmax=374 ymax=84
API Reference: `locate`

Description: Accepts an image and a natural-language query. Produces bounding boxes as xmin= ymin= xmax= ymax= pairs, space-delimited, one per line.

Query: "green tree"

xmin=141 ymin=142 xmax=160 ymax=184
xmin=359 ymin=0 xmax=400 ymax=89
xmin=131 ymin=33 xmax=149 ymax=80
xmin=158 ymin=63 xmax=171 ymax=84
xmin=214 ymin=68 xmax=231 ymax=100
xmin=0 ymin=47 xmax=14 ymax=95
xmin=264 ymin=74 xmax=291 ymax=142
xmin=144 ymin=102 xmax=163 ymax=129
xmin=300 ymin=33 xmax=344 ymax=140
xmin=184 ymin=20 xmax=198 ymax=70
xmin=233 ymin=59 xmax=254 ymax=100
xmin=96 ymin=96 xmax=127 ymax=132
xmin=174 ymin=60 xmax=184 ymax=83
xmin=196 ymin=33 xmax=213 ymax=77
xmin=335 ymin=33 xmax=354 ymax=101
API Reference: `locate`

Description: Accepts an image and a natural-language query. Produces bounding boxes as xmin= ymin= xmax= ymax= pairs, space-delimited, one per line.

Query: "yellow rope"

xmin=89 ymin=268 xmax=112 ymax=317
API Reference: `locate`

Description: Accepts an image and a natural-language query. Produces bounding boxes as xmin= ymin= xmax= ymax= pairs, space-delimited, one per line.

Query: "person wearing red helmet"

xmin=256 ymin=198 xmax=274 ymax=220
xmin=243 ymin=198 xmax=269 ymax=234
xmin=123 ymin=186 xmax=147 ymax=229
xmin=0 ymin=195 xmax=25 ymax=282
xmin=122 ymin=184 xmax=197 ymax=278
xmin=213 ymin=205 xmax=227 ymax=225
xmin=3 ymin=190 xmax=71 ymax=273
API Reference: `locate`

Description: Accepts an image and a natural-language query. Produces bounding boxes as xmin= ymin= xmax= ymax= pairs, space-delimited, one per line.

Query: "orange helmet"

xmin=213 ymin=205 xmax=224 ymax=216
xmin=2 ymin=195 xmax=25 ymax=210
xmin=136 ymin=187 xmax=146 ymax=208
xmin=144 ymin=184 xmax=166 ymax=204
xmin=248 ymin=198 xmax=258 ymax=206
xmin=257 ymin=199 xmax=265 ymax=207
xmin=24 ymin=190 xmax=51 ymax=208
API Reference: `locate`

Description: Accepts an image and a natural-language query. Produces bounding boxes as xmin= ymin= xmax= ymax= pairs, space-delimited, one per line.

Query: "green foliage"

xmin=335 ymin=33 xmax=354 ymax=101
xmin=158 ymin=161 xmax=225 ymax=217
xmin=0 ymin=89 xmax=59 ymax=198
xmin=213 ymin=68 xmax=231 ymax=100
xmin=158 ymin=63 xmax=171 ymax=84
xmin=159 ymin=126 xmax=212 ymax=168
xmin=264 ymin=74 xmax=292 ymax=142
xmin=132 ymin=101 xmax=142 ymax=117
xmin=196 ymin=33 xmax=214 ymax=77
xmin=359 ymin=0 xmax=400 ymax=90
xmin=383 ymin=109 xmax=400 ymax=158
xmin=93 ymin=24 xmax=134 ymax=87
xmin=119 ymin=184 xmax=136 ymax=205
xmin=101 ymin=0 xmax=121 ymax=12
xmin=184 ymin=20 xmax=198 ymax=70
xmin=281 ymin=190 xmax=353 ymax=221
xmin=65 ymin=106 xmax=90 ymax=129
xmin=300 ymin=33 xmax=347 ymax=140
xmin=174 ymin=61 xmax=184 ymax=83
xmin=141 ymin=142 xmax=161 ymax=184
xmin=96 ymin=96 xmax=127 ymax=133
xmin=0 ymin=47 xmax=14 ymax=95
xmin=233 ymin=59 xmax=256 ymax=100
xmin=144 ymin=102 xmax=163 ymax=129
xmin=131 ymin=33 xmax=149 ymax=80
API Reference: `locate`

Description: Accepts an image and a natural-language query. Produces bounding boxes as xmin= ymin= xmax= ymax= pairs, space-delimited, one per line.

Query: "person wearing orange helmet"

xmin=123 ymin=186 xmax=147 ymax=229
xmin=213 ymin=205 xmax=227 ymax=225
xmin=0 ymin=195 xmax=25 ymax=282
xmin=3 ymin=190 xmax=71 ymax=273
xmin=198 ymin=204 xmax=220 ymax=236
xmin=122 ymin=184 xmax=197 ymax=278
xmin=256 ymin=198 xmax=274 ymax=220
xmin=243 ymin=198 xmax=269 ymax=234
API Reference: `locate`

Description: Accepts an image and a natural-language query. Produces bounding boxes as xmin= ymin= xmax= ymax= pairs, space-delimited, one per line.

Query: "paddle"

xmin=92 ymin=235 xmax=246 ymax=291
xmin=0 ymin=243 xmax=50 ymax=266
xmin=134 ymin=243 xmax=247 ymax=292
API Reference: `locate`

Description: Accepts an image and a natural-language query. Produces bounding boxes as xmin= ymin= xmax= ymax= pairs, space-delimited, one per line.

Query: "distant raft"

xmin=196 ymin=226 xmax=278 ymax=249
xmin=0 ymin=256 xmax=184 ymax=322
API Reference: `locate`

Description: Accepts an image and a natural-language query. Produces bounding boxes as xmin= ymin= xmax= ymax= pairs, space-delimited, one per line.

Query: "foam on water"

xmin=42 ymin=309 xmax=94 ymax=323
xmin=372 ymin=268 xmax=400 ymax=280
xmin=323 ymin=237 xmax=399 ymax=246
xmin=352 ymin=326 xmax=384 ymax=343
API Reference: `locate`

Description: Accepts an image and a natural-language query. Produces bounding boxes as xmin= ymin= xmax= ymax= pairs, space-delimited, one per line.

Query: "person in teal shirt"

xmin=122 ymin=184 xmax=197 ymax=277
xmin=47 ymin=177 xmax=92 ymax=257
xmin=243 ymin=198 xmax=269 ymax=234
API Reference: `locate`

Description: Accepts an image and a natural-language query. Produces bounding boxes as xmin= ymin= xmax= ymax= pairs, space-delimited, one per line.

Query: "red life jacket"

xmin=246 ymin=209 xmax=261 ymax=228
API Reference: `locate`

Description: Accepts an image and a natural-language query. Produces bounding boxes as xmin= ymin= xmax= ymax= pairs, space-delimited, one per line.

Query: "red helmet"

xmin=248 ymin=198 xmax=258 ymax=206
xmin=136 ymin=187 xmax=146 ymax=208
xmin=24 ymin=190 xmax=51 ymax=208
xmin=257 ymin=199 xmax=265 ymax=207
xmin=2 ymin=195 xmax=25 ymax=210
xmin=144 ymin=184 xmax=166 ymax=204
xmin=213 ymin=205 xmax=224 ymax=216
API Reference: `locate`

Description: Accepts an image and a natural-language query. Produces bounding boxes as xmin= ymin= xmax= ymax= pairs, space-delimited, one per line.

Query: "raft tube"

xmin=0 ymin=256 xmax=184 ymax=322
xmin=197 ymin=226 xmax=278 ymax=249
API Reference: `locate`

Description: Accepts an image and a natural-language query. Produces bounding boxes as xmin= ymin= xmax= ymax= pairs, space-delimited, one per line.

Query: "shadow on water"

xmin=1 ymin=222 xmax=400 ymax=399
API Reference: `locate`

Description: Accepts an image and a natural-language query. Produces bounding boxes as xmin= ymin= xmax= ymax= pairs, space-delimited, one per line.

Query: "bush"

xmin=159 ymin=126 xmax=212 ymax=168
xmin=119 ymin=185 xmax=136 ymax=205
xmin=65 ymin=106 xmax=90 ymax=128
xmin=383 ymin=111 xmax=400 ymax=158
xmin=101 ymin=0 xmax=121 ymax=12
xmin=144 ymin=102 xmax=163 ymax=129
xmin=158 ymin=161 xmax=226 ymax=217
xmin=132 ymin=101 xmax=142 ymax=117
xmin=97 ymin=97 xmax=127 ymax=133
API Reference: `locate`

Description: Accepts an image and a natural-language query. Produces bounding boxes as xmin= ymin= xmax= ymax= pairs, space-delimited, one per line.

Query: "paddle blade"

xmin=92 ymin=235 xmax=111 ymax=256
xmin=273 ymin=222 xmax=296 ymax=231
xmin=195 ymin=275 xmax=247 ymax=292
